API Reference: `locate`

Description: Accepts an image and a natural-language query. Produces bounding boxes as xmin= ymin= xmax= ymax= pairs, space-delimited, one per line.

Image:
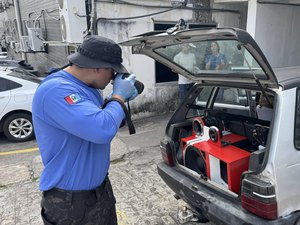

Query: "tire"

xmin=3 ymin=113 xmax=35 ymax=142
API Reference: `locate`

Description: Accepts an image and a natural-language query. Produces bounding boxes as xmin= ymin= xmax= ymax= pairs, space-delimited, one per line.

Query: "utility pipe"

xmin=13 ymin=0 xmax=26 ymax=60
xmin=89 ymin=0 xmax=96 ymax=35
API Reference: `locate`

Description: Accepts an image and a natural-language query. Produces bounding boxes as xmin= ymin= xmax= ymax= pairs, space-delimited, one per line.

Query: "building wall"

xmin=96 ymin=1 xmax=201 ymax=116
xmin=212 ymin=2 xmax=248 ymax=29
xmin=0 ymin=12 xmax=5 ymax=48
xmin=2 ymin=0 xmax=257 ymax=117
xmin=213 ymin=0 xmax=300 ymax=68
xmin=255 ymin=3 xmax=300 ymax=67
xmin=0 ymin=4 xmax=19 ymax=52
xmin=19 ymin=0 xmax=68 ymax=73
xmin=2 ymin=0 xmax=67 ymax=73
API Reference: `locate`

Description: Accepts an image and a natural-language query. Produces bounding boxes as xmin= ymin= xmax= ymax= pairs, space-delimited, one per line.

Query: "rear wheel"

xmin=3 ymin=113 xmax=35 ymax=142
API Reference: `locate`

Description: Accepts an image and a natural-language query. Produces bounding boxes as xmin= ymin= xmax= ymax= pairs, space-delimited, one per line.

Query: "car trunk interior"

xmin=168 ymin=85 xmax=274 ymax=196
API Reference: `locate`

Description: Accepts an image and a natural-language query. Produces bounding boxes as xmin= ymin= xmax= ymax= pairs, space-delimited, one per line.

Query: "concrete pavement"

xmin=0 ymin=112 xmax=210 ymax=225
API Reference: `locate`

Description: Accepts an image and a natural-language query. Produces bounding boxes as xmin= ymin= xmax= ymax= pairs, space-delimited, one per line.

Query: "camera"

xmin=118 ymin=73 xmax=144 ymax=94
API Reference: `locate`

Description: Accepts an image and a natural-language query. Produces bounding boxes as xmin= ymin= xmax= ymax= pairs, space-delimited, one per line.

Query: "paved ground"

xmin=0 ymin=113 xmax=213 ymax=225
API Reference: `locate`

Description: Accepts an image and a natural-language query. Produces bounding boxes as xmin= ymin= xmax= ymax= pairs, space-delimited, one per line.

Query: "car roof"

xmin=274 ymin=66 xmax=300 ymax=90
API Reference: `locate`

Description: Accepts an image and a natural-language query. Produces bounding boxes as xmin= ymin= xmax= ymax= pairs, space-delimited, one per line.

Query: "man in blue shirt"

xmin=32 ymin=35 xmax=138 ymax=225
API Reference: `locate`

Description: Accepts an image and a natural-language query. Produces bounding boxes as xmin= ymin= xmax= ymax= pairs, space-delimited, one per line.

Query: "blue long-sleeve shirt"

xmin=32 ymin=70 xmax=125 ymax=191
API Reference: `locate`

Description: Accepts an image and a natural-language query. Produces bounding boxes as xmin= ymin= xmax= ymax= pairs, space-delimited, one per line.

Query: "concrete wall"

xmin=0 ymin=4 xmax=19 ymax=52
xmin=0 ymin=13 xmax=5 ymax=46
xmin=2 ymin=0 xmax=299 ymax=116
xmin=212 ymin=1 xmax=248 ymax=29
xmin=255 ymin=3 xmax=300 ymax=68
xmin=19 ymin=0 xmax=67 ymax=73
xmin=1 ymin=0 xmax=67 ymax=73
xmin=96 ymin=1 xmax=196 ymax=116
xmin=213 ymin=0 xmax=300 ymax=69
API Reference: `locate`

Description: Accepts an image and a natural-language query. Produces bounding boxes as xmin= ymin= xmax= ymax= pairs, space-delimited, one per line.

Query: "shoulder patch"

xmin=65 ymin=93 xmax=81 ymax=104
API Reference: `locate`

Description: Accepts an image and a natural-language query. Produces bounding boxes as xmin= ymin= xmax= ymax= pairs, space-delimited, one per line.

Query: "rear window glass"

xmin=154 ymin=39 xmax=266 ymax=80
xmin=187 ymin=86 xmax=265 ymax=119
xmin=214 ymin=88 xmax=256 ymax=106
xmin=7 ymin=69 xmax=41 ymax=84
xmin=186 ymin=86 xmax=213 ymax=118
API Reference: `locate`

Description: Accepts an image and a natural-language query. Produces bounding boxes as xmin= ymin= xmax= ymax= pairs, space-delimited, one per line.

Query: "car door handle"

xmin=0 ymin=96 xmax=5 ymax=99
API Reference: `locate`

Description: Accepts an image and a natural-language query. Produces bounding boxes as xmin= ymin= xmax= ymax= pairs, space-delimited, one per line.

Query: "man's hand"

xmin=112 ymin=73 xmax=138 ymax=102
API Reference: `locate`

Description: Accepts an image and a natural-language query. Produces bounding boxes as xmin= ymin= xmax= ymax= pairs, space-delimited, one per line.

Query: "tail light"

xmin=241 ymin=175 xmax=278 ymax=220
xmin=160 ymin=138 xmax=174 ymax=166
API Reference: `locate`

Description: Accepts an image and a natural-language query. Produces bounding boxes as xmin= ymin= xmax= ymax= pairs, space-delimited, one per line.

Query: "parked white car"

xmin=0 ymin=68 xmax=41 ymax=142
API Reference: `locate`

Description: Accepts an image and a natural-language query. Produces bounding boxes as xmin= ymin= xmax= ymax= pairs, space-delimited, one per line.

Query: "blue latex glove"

xmin=112 ymin=73 xmax=138 ymax=102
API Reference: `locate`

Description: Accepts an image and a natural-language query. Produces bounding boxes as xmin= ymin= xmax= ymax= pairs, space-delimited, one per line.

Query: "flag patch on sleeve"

xmin=65 ymin=93 xmax=81 ymax=104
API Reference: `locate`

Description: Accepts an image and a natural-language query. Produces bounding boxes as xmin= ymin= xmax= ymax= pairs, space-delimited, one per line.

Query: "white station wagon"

xmin=121 ymin=26 xmax=300 ymax=224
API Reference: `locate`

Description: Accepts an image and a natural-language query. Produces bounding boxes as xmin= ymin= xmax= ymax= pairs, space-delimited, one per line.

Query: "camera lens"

xmin=134 ymin=80 xmax=144 ymax=94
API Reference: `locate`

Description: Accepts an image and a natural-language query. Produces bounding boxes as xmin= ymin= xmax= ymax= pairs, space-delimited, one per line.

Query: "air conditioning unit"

xmin=56 ymin=0 xmax=87 ymax=43
xmin=15 ymin=42 xmax=20 ymax=53
xmin=20 ymin=36 xmax=31 ymax=52
xmin=28 ymin=28 xmax=45 ymax=51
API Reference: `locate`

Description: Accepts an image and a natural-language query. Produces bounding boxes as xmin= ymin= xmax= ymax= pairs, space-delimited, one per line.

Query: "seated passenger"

xmin=256 ymin=94 xmax=274 ymax=121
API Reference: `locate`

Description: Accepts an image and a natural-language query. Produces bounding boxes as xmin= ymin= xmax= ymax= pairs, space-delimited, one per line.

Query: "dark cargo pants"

xmin=41 ymin=177 xmax=118 ymax=225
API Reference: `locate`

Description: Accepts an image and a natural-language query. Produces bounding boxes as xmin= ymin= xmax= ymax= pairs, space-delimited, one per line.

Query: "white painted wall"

xmin=254 ymin=3 xmax=300 ymax=67
xmin=213 ymin=0 xmax=300 ymax=68
xmin=246 ymin=0 xmax=258 ymax=38
xmin=212 ymin=2 xmax=248 ymax=29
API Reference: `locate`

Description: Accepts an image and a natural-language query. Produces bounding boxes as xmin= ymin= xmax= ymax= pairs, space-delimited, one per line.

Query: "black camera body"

xmin=120 ymin=73 xmax=144 ymax=94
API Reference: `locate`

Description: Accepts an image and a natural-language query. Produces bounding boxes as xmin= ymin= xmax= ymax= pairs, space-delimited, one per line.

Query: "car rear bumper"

xmin=157 ymin=162 xmax=299 ymax=225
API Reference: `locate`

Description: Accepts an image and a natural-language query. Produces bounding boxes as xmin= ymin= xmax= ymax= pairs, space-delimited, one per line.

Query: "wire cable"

xmin=96 ymin=5 xmax=182 ymax=21
xmin=96 ymin=0 xmax=241 ymax=14
xmin=44 ymin=9 xmax=60 ymax=21
xmin=257 ymin=0 xmax=300 ymax=6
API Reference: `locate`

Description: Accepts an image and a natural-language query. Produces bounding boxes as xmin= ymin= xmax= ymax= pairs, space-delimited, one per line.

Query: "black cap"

xmin=68 ymin=35 xmax=128 ymax=73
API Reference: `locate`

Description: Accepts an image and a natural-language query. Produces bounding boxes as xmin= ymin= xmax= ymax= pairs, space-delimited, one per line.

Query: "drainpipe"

xmin=13 ymin=0 xmax=27 ymax=60
xmin=88 ymin=0 xmax=96 ymax=35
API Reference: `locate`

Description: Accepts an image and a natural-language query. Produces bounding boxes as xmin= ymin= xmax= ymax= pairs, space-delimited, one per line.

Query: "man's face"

xmin=182 ymin=44 xmax=190 ymax=53
xmin=91 ymin=68 xmax=115 ymax=89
